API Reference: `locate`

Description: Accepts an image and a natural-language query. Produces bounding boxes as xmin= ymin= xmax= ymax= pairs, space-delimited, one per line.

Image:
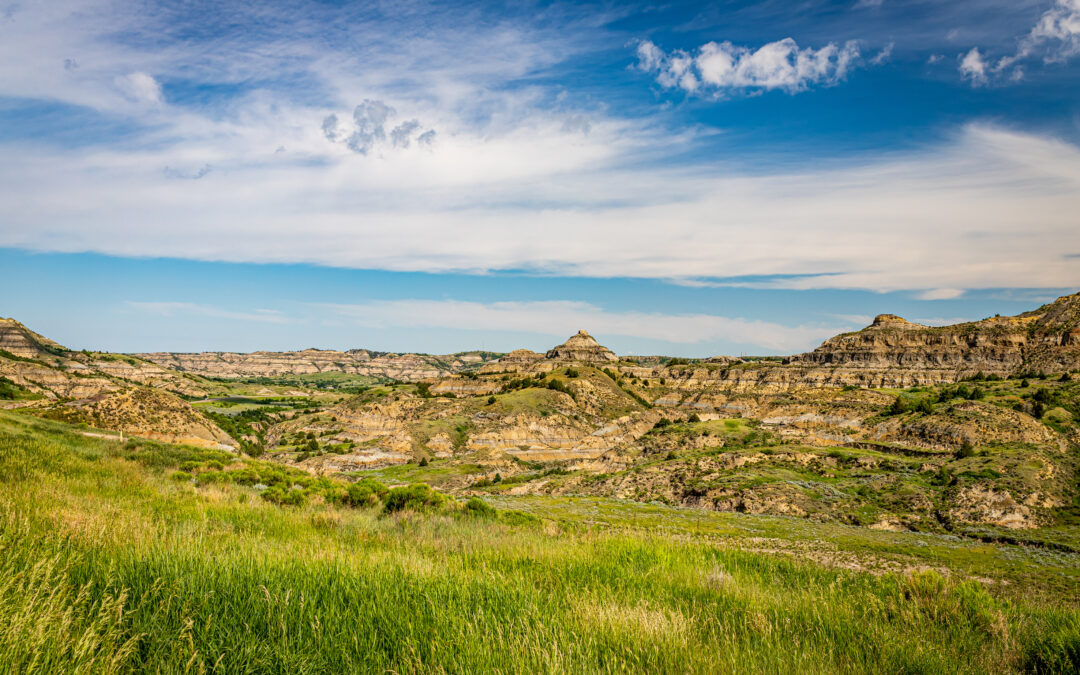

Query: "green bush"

xmin=383 ymin=483 xmax=446 ymax=513
xmin=262 ymin=485 xmax=306 ymax=507
xmin=170 ymin=470 xmax=192 ymax=482
xmin=954 ymin=441 xmax=976 ymax=459
xmin=345 ymin=478 xmax=389 ymax=508
xmin=464 ymin=497 xmax=497 ymax=518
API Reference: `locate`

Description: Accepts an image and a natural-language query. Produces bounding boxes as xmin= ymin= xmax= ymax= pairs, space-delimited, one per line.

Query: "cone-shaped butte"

xmin=545 ymin=330 xmax=618 ymax=363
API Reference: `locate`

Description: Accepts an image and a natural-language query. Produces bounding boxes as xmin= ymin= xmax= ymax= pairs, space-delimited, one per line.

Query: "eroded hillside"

xmin=4 ymin=293 xmax=1080 ymax=543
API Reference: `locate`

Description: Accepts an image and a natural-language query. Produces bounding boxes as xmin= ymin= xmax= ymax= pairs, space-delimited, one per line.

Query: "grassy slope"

xmin=1 ymin=410 xmax=1078 ymax=673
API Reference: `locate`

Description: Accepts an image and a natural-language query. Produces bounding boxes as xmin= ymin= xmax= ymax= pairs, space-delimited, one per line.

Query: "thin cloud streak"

xmin=127 ymin=301 xmax=291 ymax=324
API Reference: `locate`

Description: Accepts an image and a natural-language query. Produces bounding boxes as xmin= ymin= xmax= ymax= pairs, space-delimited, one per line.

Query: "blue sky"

xmin=1 ymin=0 xmax=1078 ymax=356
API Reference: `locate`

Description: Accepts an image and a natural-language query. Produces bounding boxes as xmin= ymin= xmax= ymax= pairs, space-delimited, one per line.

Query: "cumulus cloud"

xmin=322 ymin=100 xmax=434 ymax=155
xmin=390 ymin=119 xmax=421 ymax=148
xmin=560 ymin=115 xmax=591 ymax=135
xmin=163 ymin=164 xmax=212 ymax=180
xmin=959 ymin=47 xmax=988 ymax=84
xmin=963 ymin=0 xmax=1080 ymax=84
xmin=115 ymin=71 xmax=162 ymax=104
xmin=636 ymin=37 xmax=864 ymax=95
xmin=323 ymin=299 xmax=841 ymax=353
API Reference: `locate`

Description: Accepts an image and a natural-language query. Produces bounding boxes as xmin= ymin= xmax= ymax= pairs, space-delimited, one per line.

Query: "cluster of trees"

xmin=498 ymin=373 xmax=576 ymax=399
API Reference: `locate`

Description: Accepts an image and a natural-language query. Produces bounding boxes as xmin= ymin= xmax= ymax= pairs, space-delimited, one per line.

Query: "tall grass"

xmin=0 ymin=411 xmax=1077 ymax=673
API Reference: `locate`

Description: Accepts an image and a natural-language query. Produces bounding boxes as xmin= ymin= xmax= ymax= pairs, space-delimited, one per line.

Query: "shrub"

xmin=564 ymin=368 xmax=579 ymax=378
xmin=955 ymin=440 xmax=976 ymax=459
xmin=384 ymin=483 xmax=446 ymax=513
xmin=487 ymin=396 xmax=496 ymax=405
xmin=464 ymin=497 xmax=496 ymax=518
xmin=653 ymin=418 xmax=672 ymax=430
xmin=687 ymin=413 xmax=701 ymax=423
xmin=419 ymin=457 xmax=429 ymax=467
xmin=887 ymin=397 xmax=910 ymax=415
xmin=170 ymin=470 xmax=192 ymax=482
xmin=262 ymin=485 xmax=306 ymax=506
xmin=493 ymin=473 xmax=502 ymax=483
xmin=345 ymin=478 xmax=389 ymax=507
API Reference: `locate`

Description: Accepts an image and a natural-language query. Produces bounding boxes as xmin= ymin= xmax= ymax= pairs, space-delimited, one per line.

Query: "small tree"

xmin=486 ymin=395 xmax=496 ymax=405
xmin=955 ymin=440 xmax=975 ymax=459
xmin=419 ymin=457 xmax=429 ymax=467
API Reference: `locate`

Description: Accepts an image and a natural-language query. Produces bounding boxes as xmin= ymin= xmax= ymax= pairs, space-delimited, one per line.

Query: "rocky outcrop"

xmin=137 ymin=349 xmax=499 ymax=382
xmin=496 ymin=349 xmax=545 ymax=366
xmin=545 ymin=330 xmax=618 ymax=363
xmin=41 ymin=387 xmax=236 ymax=450
xmin=790 ymin=293 xmax=1080 ymax=378
xmin=0 ymin=318 xmax=67 ymax=359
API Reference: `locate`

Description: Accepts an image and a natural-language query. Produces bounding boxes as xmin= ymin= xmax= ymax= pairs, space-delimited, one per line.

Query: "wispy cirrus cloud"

xmin=3 ymin=124 xmax=1078 ymax=295
xmin=126 ymin=302 xmax=290 ymax=324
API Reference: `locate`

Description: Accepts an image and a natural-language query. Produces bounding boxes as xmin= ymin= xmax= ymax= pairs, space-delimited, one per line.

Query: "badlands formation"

xmin=2 ymin=291 xmax=1080 ymax=535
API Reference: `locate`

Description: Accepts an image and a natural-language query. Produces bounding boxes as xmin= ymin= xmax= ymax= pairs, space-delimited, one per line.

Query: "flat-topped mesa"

xmin=545 ymin=330 xmax=618 ymax=363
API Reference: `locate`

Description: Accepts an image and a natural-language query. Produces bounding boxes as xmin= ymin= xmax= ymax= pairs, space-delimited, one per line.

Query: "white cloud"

xmin=114 ymin=71 xmax=162 ymax=104
xmin=637 ymin=38 xmax=864 ymax=95
xmin=870 ymin=42 xmax=894 ymax=65
xmin=915 ymin=288 xmax=965 ymax=301
xmin=963 ymin=0 xmax=1080 ymax=83
xmin=3 ymin=125 xmax=1079 ymax=295
xmin=1 ymin=2 xmax=1079 ymax=300
xmin=323 ymin=300 xmax=840 ymax=353
xmin=127 ymin=302 xmax=290 ymax=324
xmin=854 ymin=0 xmax=884 ymax=8
xmin=959 ymin=47 xmax=988 ymax=84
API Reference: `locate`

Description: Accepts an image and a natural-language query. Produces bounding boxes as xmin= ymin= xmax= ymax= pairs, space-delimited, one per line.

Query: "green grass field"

xmin=1 ymin=410 xmax=1078 ymax=673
